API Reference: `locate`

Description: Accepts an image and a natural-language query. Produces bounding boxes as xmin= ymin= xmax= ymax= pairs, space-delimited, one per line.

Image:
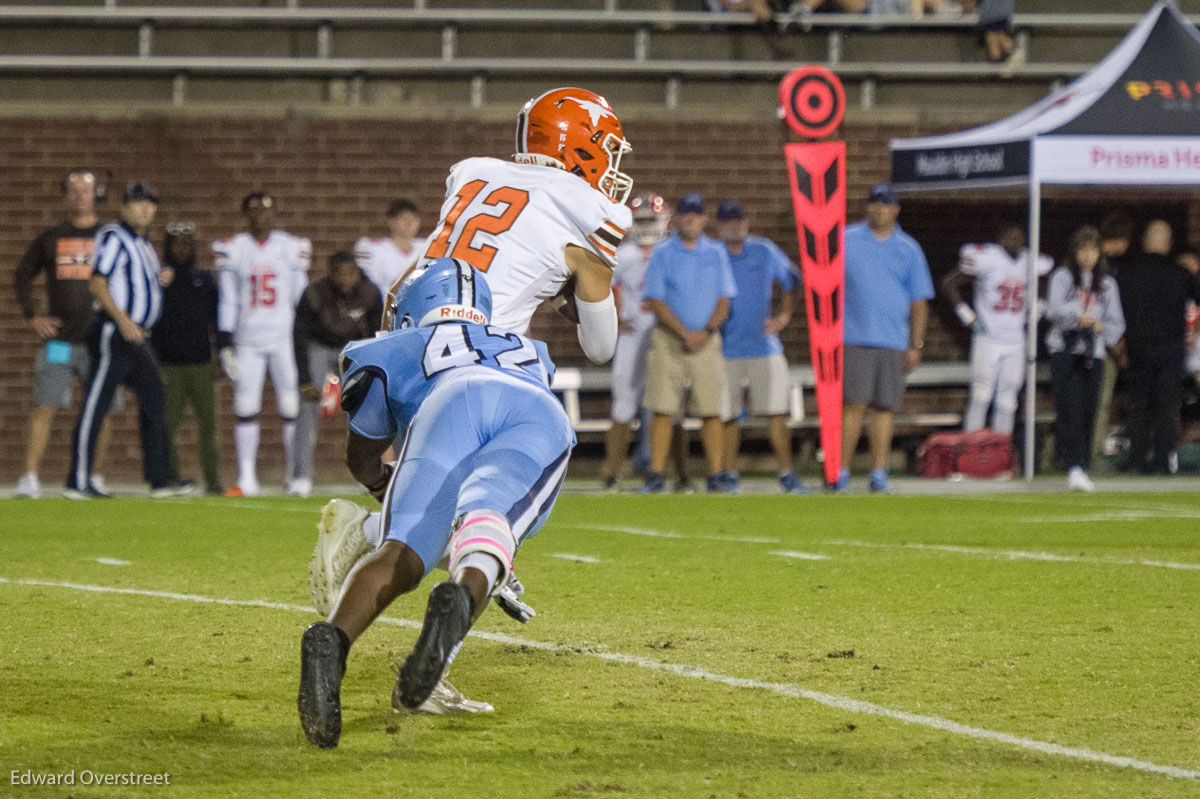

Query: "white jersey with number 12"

xmin=418 ymin=156 xmax=632 ymax=335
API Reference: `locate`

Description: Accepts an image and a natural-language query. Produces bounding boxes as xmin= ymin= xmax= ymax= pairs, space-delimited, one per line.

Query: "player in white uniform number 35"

xmin=214 ymin=192 xmax=312 ymax=497
xmin=305 ymin=87 xmax=633 ymax=716
xmin=942 ymin=226 xmax=1053 ymax=436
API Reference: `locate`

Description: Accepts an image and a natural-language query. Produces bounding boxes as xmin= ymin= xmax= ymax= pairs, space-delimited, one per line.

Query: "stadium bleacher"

xmin=0 ymin=1 xmax=1195 ymax=483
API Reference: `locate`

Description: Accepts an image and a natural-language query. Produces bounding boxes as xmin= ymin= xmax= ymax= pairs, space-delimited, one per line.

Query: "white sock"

xmin=234 ymin=421 xmax=260 ymax=489
xmin=992 ymin=409 xmax=1016 ymax=436
xmin=281 ymin=420 xmax=297 ymax=483
xmin=363 ymin=512 xmax=382 ymax=550
xmin=454 ymin=552 xmax=502 ymax=595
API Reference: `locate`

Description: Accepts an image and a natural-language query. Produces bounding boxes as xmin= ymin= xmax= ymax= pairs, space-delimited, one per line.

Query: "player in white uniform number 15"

xmin=942 ymin=225 xmax=1053 ymax=436
xmin=214 ymin=192 xmax=312 ymax=497
xmin=306 ymin=87 xmax=633 ymax=715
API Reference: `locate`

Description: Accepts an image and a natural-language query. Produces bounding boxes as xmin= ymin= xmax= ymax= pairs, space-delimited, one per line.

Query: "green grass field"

xmin=2 ymin=491 xmax=1198 ymax=798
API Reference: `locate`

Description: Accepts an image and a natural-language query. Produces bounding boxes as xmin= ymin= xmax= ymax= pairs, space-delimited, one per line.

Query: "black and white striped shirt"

xmin=91 ymin=221 xmax=163 ymax=329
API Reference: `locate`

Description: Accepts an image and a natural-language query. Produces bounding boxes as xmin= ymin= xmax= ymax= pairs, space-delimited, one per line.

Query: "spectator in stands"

xmin=1116 ymin=220 xmax=1200 ymax=474
xmin=291 ymin=250 xmax=382 ymax=497
xmin=838 ymin=183 xmax=933 ymax=493
xmin=1045 ymin=226 xmax=1124 ymax=492
xmin=867 ymin=0 xmax=944 ymax=17
xmin=354 ymin=199 xmax=426 ymax=301
xmin=13 ymin=168 xmax=117 ymax=499
xmin=707 ymin=0 xmax=774 ymax=22
xmin=941 ymin=225 xmax=1052 ymax=436
xmin=152 ymin=221 xmax=222 ymax=495
xmin=713 ymin=199 xmax=807 ymax=494
xmin=790 ymin=0 xmax=868 ymax=15
xmin=1091 ymin=210 xmax=1137 ymax=468
xmin=640 ymin=193 xmax=736 ymax=494
xmin=962 ymin=0 xmax=1015 ymax=64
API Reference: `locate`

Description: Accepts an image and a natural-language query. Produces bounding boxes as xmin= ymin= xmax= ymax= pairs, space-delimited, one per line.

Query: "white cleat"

xmin=1066 ymin=467 xmax=1095 ymax=493
xmin=308 ymin=499 xmax=372 ymax=616
xmin=287 ymin=477 xmax=313 ymax=498
xmin=394 ymin=677 xmax=494 ymax=715
xmin=15 ymin=472 xmax=41 ymax=499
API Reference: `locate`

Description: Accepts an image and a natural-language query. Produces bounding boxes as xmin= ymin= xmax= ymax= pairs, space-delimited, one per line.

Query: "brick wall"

xmin=2 ymin=116 xmax=1196 ymax=484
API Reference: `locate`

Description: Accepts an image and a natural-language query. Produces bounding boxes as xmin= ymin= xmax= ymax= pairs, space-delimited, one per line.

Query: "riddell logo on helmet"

xmin=439 ymin=306 xmax=488 ymax=324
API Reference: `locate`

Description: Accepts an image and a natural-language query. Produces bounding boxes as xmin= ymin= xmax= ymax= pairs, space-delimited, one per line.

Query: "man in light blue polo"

xmin=839 ymin=183 xmax=933 ymax=493
xmin=715 ymin=199 xmax=807 ymax=495
xmin=640 ymin=193 xmax=737 ymax=494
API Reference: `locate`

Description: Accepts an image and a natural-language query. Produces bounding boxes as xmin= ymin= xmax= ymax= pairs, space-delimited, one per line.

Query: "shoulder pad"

xmin=339 ymin=366 xmax=383 ymax=414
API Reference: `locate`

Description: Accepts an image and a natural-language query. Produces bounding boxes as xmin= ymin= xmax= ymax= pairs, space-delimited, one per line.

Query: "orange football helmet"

xmin=514 ymin=87 xmax=633 ymax=204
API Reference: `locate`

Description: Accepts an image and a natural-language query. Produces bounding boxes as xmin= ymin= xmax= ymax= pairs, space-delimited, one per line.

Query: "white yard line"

xmin=771 ymin=551 xmax=831 ymax=561
xmin=549 ymin=553 xmax=602 ymax=563
xmin=93 ymin=557 xmax=130 ymax=566
xmin=824 ymin=540 xmax=1200 ymax=571
xmin=1 ymin=576 xmax=1195 ymax=781
xmin=571 ymin=523 xmax=779 ymax=544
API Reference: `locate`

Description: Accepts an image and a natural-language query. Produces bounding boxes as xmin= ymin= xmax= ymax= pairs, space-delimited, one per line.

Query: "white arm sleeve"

xmin=576 ymin=292 xmax=618 ymax=365
xmin=216 ymin=264 xmax=239 ymax=335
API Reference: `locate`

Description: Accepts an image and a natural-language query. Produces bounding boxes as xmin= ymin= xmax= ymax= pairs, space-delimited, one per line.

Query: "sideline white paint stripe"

xmin=1016 ymin=511 xmax=1200 ymax=523
xmin=93 ymin=558 xmax=130 ymax=566
xmin=825 ymin=540 xmax=1200 ymax=571
xmin=1 ymin=576 xmax=1195 ymax=780
xmin=572 ymin=523 xmax=778 ymax=544
xmin=550 ymin=553 xmax=601 ymax=563
xmin=771 ymin=551 xmax=831 ymax=561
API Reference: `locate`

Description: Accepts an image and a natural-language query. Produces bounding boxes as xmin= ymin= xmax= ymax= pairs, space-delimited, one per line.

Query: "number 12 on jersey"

xmin=424 ymin=179 xmax=530 ymax=272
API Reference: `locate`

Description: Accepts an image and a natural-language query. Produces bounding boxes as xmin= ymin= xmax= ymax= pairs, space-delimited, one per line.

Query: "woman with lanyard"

xmin=1044 ymin=226 xmax=1126 ymax=492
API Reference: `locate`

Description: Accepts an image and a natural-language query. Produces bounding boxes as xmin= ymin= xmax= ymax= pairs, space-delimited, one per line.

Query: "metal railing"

xmin=0 ymin=5 xmax=1164 ymax=108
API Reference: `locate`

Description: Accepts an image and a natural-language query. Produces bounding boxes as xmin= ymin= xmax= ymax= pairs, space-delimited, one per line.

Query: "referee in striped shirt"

xmin=66 ymin=181 xmax=194 ymax=499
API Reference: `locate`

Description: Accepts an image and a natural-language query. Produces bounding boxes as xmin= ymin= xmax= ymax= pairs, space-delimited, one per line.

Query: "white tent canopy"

xmin=888 ymin=0 xmax=1200 ymax=478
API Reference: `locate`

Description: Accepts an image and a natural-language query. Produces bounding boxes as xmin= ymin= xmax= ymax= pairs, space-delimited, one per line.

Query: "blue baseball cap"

xmin=716 ymin=199 xmax=744 ymax=221
xmin=675 ymin=193 xmax=706 ymax=215
xmin=867 ymin=182 xmax=899 ymax=205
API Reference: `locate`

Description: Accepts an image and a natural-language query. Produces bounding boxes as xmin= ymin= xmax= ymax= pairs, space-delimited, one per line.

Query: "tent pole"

xmin=1024 ymin=178 xmax=1042 ymax=481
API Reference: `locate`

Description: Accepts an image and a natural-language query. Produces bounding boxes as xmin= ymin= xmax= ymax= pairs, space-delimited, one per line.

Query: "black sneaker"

xmin=640 ymin=472 xmax=666 ymax=494
xmin=63 ymin=485 xmax=113 ymax=500
xmin=396 ymin=582 xmax=473 ymax=711
xmin=150 ymin=480 xmax=196 ymax=499
xmin=601 ymin=476 xmax=619 ymax=491
xmin=298 ymin=622 xmax=348 ymax=749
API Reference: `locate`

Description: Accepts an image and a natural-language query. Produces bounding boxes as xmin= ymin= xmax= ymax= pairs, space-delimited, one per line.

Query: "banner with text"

xmin=1035 ymin=136 xmax=1200 ymax=184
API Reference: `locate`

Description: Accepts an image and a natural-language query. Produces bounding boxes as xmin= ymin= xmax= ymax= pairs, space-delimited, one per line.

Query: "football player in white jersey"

xmin=412 ymin=86 xmax=632 ymax=358
xmin=942 ymin=225 xmax=1053 ymax=436
xmin=353 ymin=198 xmax=427 ymax=300
xmin=600 ymin=192 xmax=672 ymax=487
xmin=309 ymin=87 xmax=633 ymax=715
xmin=215 ymin=191 xmax=312 ymax=497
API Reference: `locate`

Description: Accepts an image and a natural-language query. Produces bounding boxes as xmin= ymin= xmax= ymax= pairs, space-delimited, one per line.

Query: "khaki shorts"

xmin=643 ymin=327 xmax=726 ymax=418
xmin=725 ymin=353 xmax=789 ymax=419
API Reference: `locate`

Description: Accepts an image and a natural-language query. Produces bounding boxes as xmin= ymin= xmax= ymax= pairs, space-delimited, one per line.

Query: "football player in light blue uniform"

xmin=298 ymin=258 xmax=574 ymax=749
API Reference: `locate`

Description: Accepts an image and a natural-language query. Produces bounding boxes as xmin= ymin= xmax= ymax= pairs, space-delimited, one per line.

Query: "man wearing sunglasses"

xmin=152 ymin=221 xmax=223 ymax=495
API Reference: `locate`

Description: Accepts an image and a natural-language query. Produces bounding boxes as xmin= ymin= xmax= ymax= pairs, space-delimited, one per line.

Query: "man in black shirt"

xmin=289 ymin=251 xmax=382 ymax=496
xmin=1117 ymin=220 xmax=1200 ymax=473
xmin=152 ymin=222 xmax=223 ymax=495
xmin=12 ymin=169 xmax=118 ymax=499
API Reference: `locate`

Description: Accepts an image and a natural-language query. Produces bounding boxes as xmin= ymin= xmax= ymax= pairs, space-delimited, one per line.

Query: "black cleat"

xmin=397 ymin=582 xmax=473 ymax=710
xmin=298 ymin=622 xmax=347 ymax=749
